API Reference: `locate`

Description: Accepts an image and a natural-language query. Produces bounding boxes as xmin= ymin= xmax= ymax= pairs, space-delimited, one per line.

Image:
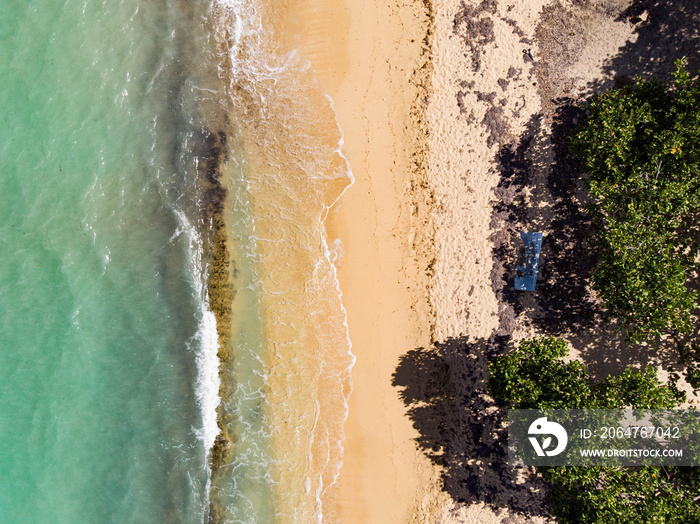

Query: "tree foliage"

xmin=571 ymin=59 xmax=700 ymax=342
xmin=544 ymin=465 xmax=700 ymax=524
xmin=488 ymin=336 xmax=684 ymax=410
xmin=488 ymin=337 xmax=594 ymax=409
xmin=488 ymin=337 xmax=697 ymax=523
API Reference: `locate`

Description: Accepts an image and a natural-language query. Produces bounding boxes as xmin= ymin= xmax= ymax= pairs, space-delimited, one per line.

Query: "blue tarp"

xmin=515 ymin=231 xmax=543 ymax=291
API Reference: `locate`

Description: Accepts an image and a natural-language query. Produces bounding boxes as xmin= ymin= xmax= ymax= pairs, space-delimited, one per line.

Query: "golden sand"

xmin=296 ymin=0 xmax=439 ymax=521
xmin=209 ymin=0 xmax=686 ymax=520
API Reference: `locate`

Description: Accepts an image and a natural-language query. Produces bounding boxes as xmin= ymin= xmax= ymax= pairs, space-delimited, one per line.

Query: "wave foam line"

xmin=311 ymin=94 xmax=356 ymax=524
xmin=173 ymin=208 xmax=222 ymax=453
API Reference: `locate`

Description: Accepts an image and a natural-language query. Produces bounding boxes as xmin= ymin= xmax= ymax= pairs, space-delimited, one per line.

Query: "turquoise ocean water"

xmin=0 ymin=0 xmax=354 ymax=522
xmin=0 ymin=1 xmax=222 ymax=521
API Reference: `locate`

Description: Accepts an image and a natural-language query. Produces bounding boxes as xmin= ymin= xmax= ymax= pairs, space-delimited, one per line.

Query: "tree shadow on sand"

xmin=392 ymin=336 xmax=551 ymax=519
xmin=530 ymin=100 xmax=598 ymax=336
xmin=600 ymin=0 xmax=700 ymax=87
xmin=490 ymin=103 xmax=599 ymax=339
xmin=489 ymin=100 xmax=686 ymax=380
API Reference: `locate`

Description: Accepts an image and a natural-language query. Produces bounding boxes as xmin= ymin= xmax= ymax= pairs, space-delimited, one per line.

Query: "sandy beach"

xmin=297 ymin=0 xmax=700 ymax=521
xmin=301 ymin=0 xmax=438 ymax=521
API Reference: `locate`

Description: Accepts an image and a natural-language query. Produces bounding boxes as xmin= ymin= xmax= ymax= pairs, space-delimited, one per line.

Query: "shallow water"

xmin=209 ymin=2 xmax=354 ymax=522
xmin=0 ymin=1 xmax=221 ymax=521
xmin=0 ymin=0 xmax=353 ymax=522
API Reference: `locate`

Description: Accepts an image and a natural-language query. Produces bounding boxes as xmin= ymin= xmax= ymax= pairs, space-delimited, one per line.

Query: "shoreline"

xmin=297 ymin=0 xmax=440 ymax=521
xmin=202 ymin=0 xmax=439 ymax=515
xmin=208 ymin=1 xmax=357 ymax=520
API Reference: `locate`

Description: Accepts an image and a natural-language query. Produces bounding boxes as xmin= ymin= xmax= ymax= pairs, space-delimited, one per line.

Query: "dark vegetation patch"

xmin=472 ymin=91 xmax=511 ymax=148
xmin=482 ymin=106 xmax=510 ymax=148
xmin=476 ymin=91 xmax=497 ymax=104
xmin=503 ymin=17 xmax=527 ymax=39
xmin=534 ymin=2 xmax=590 ymax=119
xmin=453 ymin=0 xmax=498 ymax=72
xmin=196 ymin=128 xmax=235 ymax=496
xmin=197 ymin=128 xmax=232 ymax=365
xmin=456 ymin=91 xmax=473 ymax=119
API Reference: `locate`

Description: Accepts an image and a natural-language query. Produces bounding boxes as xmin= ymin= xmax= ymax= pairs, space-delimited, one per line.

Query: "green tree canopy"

xmin=488 ymin=336 xmax=683 ymax=410
xmin=488 ymin=337 xmax=695 ymax=523
xmin=571 ymin=59 xmax=700 ymax=342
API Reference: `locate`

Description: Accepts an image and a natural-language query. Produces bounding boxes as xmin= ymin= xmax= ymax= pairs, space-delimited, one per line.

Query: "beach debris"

xmin=515 ymin=231 xmax=543 ymax=291
xmin=523 ymin=48 xmax=534 ymax=62
xmin=629 ymin=11 xmax=648 ymax=25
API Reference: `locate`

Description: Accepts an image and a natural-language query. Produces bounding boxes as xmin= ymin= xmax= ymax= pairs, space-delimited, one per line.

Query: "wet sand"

xmin=296 ymin=0 xmax=438 ymax=521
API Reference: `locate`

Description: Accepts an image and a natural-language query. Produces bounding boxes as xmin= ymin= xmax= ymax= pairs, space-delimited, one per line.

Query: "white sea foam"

xmin=312 ymin=225 xmax=356 ymax=524
xmin=210 ymin=0 xmax=357 ymax=520
xmin=173 ymin=209 xmax=221 ymax=453
xmin=193 ymin=306 xmax=222 ymax=452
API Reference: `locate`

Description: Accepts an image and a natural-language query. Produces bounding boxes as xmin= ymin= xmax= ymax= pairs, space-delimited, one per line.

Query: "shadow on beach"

xmin=489 ymin=105 xmax=599 ymax=340
xmin=601 ymin=0 xmax=700 ymax=87
xmin=490 ymin=99 xmax=685 ymax=379
xmin=392 ymin=335 xmax=550 ymax=518
xmin=489 ymin=0 xmax=700 ymax=379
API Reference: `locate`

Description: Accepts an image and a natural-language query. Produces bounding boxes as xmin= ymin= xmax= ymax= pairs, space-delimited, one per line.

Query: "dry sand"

xmin=296 ymin=0 xmax=700 ymax=521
